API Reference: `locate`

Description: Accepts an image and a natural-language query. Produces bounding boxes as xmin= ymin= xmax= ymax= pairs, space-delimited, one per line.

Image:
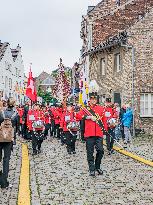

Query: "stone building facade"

xmin=0 ymin=41 xmax=25 ymax=104
xmin=81 ymin=0 xmax=153 ymax=133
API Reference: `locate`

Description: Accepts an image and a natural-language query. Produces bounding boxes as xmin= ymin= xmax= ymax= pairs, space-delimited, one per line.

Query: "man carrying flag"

xmin=23 ymin=66 xmax=37 ymax=139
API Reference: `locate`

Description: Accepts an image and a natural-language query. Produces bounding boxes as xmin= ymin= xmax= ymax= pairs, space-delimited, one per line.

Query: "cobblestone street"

xmin=0 ymin=143 xmax=21 ymax=205
xmin=28 ymin=137 xmax=153 ymax=205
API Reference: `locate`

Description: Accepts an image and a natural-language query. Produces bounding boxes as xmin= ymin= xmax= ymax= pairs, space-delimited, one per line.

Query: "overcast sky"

xmin=0 ymin=0 xmax=100 ymax=77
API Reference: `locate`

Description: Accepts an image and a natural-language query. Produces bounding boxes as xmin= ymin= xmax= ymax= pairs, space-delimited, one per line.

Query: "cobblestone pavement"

xmin=125 ymin=135 xmax=153 ymax=161
xmin=29 ymin=137 xmax=153 ymax=205
xmin=0 ymin=142 xmax=21 ymax=205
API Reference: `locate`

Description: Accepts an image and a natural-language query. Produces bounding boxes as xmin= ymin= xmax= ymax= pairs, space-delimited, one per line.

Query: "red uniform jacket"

xmin=18 ymin=108 xmax=24 ymax=124
xmin=27 ymin=109 xmax=45 ymax=131
xmin=104 ymin=107 xmax=118 ymax=129
xmin=44 ymin=109 xmax=51 ymax=124
xmin=76 ymin=104 xmax=107 ymax=138
xmin=53 ymin=108 xmax=63 ymax=125
xmin=61 ymin=111 xmax=78 ymax=132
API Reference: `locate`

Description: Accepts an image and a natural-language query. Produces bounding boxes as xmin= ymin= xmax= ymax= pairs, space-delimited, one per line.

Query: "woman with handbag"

xmin=61 ymin=102 xmax=79 ymax=155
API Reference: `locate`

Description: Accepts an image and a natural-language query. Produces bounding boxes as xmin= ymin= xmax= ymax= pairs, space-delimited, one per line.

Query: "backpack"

xmin=0 ymin=110 xmax=16 ymax=142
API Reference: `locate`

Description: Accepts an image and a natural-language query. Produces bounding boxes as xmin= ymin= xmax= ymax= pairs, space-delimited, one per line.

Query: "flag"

xmin=26 ymin=68 xmax=37 ymax=102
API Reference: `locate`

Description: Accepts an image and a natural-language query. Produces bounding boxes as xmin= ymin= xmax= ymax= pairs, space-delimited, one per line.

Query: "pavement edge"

xmin=104 ymin=141 xmax=153 ymax=167
xmin=18 ymin=143 xmax=31 ymax=205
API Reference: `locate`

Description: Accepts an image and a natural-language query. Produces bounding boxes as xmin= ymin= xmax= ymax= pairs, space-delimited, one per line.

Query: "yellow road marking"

xmin=104 ymin=141 xmax=153 ymax=167
xmin=18 ymin=144 xmax=30 ymax=205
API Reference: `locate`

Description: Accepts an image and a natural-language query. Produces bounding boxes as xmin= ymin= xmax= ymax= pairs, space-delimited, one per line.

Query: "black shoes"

xmin=96 ymin=169 xmax=103 ymax=175
xmin=1 ymin=180 xmax=9 ymax=189
xmin=73 ymin=151 xmax=76 ymax=154
xmin=32 ymin=151 xmax=37 ymax=156
xmin=0 ymin=173 xmax=9 ymax=189
xmin=89 ymin=171 xmax=95 ymax=177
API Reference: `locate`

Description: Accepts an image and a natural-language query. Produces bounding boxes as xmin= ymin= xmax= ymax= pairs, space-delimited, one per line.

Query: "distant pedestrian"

xmin=122 ymin=104 xmax=133 ymax=144
xmin=119 ymin=104 xmax=126 ymax=140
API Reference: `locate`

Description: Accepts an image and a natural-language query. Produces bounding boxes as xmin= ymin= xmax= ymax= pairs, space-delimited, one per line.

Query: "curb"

xmin=18 ymin=144 xmax=30 ymax=205
xmin=104 ymin=142 xmax=153 ymax=167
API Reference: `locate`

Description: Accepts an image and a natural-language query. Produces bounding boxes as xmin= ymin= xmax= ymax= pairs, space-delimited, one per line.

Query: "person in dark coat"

xmin=22 ymin=100 xmax=30 ymax=139
xmin=0 ymin=98 xmax=19 ymax=188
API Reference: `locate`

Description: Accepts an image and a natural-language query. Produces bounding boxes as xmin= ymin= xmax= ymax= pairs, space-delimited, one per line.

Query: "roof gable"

xmin=40 ymin=76 xmax=55 ymax=86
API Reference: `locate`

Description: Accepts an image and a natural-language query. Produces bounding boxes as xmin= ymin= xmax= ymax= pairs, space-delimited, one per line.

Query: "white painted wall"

xmin=0 ymin=44 xmax=25 ymax=104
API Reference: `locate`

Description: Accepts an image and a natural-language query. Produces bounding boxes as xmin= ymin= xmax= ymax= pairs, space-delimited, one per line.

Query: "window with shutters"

xmin=140 ymin=93 xmax=153 ymax=117
xmin=114 ymin=52 xmax=121 ymax=72
xmin=100 ymin=58 xmax=106 ymax=76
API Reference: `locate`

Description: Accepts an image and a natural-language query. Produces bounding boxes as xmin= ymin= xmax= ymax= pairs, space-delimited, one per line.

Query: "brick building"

xmin=81 ymin=0 xmax=153 ymax=133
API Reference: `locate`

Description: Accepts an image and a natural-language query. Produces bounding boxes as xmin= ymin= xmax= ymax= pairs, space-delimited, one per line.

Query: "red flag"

xmin=26 ymin=68 xmax=37 ymax=102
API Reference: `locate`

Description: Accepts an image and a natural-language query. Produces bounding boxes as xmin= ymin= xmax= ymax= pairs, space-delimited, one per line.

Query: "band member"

xmin=50 ymin=105 xmax=55 ymax=137
xmin=52 ymin=104 xmax=61 ymax=139
xmin=104 ymin=99 xmax=117 ymax=155
xmin=27 ymin=104 xmax=45 ymax=155
xmin=60 ymin=106 xmax=66 ymax=146
xmin=61 ymin=102 xmax=79 ymax=154
xmin=22 ymin=100 xmax=30 ymax=139
xmin=76 ymin=83 xmax=107 ymax=176
xmin=42 ymin=105 xmax=51 ymax=139
xmin=17 ymin=106 xmax=24 ymax=137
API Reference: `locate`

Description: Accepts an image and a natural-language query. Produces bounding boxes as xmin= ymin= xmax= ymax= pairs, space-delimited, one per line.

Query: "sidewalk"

xmin=0 ymin=142 xmax=22 ymax=205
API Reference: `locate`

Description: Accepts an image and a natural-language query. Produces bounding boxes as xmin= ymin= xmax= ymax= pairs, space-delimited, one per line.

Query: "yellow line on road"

xmin=18 ymin=144 xmax=30 ymax=205
xmin=104 ymin=141 xmax=153 ymax=167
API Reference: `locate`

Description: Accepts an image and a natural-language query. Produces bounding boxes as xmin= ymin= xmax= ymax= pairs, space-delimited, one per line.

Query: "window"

xmin=140 ymin=93 xmax=153 ymax=117
xmin=16 ymin=68 xmax=18 ymax=77
xmin=9 ymin=78 xmax=12 ymax=90
xmin=114 ymin=52 xmax=121 ymax=72
xmin=5 ymin=76 xmax=8 ymax=89
xmin=100 ymin=58 xmax=106 ymax=76
xmin=88 ymin=24 xmax=92 ymax=50
xmin=116 ymin=0 xmax=120 ymax=6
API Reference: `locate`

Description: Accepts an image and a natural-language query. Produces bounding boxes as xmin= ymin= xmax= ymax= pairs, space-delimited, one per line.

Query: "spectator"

xmin=119 ymin=104 xmax=126 ymax=140
xmin=0 ymin=98 xmax=19 ymax=188
xmin=122 ymin=104 xmax=133 ymax=144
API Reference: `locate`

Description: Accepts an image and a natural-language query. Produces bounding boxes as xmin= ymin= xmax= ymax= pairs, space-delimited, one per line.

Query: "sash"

xmin=84 ymin=106 xmax=105 ymax=133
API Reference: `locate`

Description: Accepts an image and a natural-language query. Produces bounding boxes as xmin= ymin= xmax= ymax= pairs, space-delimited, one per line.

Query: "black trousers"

xmin=60 ymin=129 xmax=66 ymax=144
xmin=65 ymin=131 xmax=77 ymax=153
xmin=86 ymin=137 xmax=104 ymax=171
xmin=120 ymin=123 xmax=125 ymax=140
xmin=44 ymin=124 xmax=51 ymax=138
xmin=51 ymin=120 xmax=55 ymax=136
xmin=55 ymin=124 xmax=60 ymax=138
xmin=32 ymin=131 xmax=44 ymax=153
xmin=0 ymin=142 xmax=13 ymax=182
xmin=106 ymin=128 xmax=115 ymax=151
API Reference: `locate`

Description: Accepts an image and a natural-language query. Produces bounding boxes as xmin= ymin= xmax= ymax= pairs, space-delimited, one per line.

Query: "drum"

xmin=32 ymin=120 xmax=44 ymax=129
xmin=66 ymin=121 xmax=80 ymax=131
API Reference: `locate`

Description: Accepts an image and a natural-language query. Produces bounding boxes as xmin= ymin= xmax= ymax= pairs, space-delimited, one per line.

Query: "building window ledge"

xmin=140 ymin=115 xmax=153 ymax=118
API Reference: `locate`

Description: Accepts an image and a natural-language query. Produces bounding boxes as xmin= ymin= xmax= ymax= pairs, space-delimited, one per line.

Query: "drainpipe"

xmin=132 ymin=47 xmax=135 ymax=137
xmin=121 ymin=43 xmax=135 ymax=137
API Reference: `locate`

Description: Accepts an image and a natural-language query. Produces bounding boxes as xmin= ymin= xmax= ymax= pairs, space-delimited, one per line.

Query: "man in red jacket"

xmin=27 ymin=104 xmax=45 ymax=155
xmin=104 ymin=99 xmax=118 ymax=155
xmin=61 ymin=102 xmax=79 ymax=154
xmin=76 ymin=92 xmax=107 ymax=177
